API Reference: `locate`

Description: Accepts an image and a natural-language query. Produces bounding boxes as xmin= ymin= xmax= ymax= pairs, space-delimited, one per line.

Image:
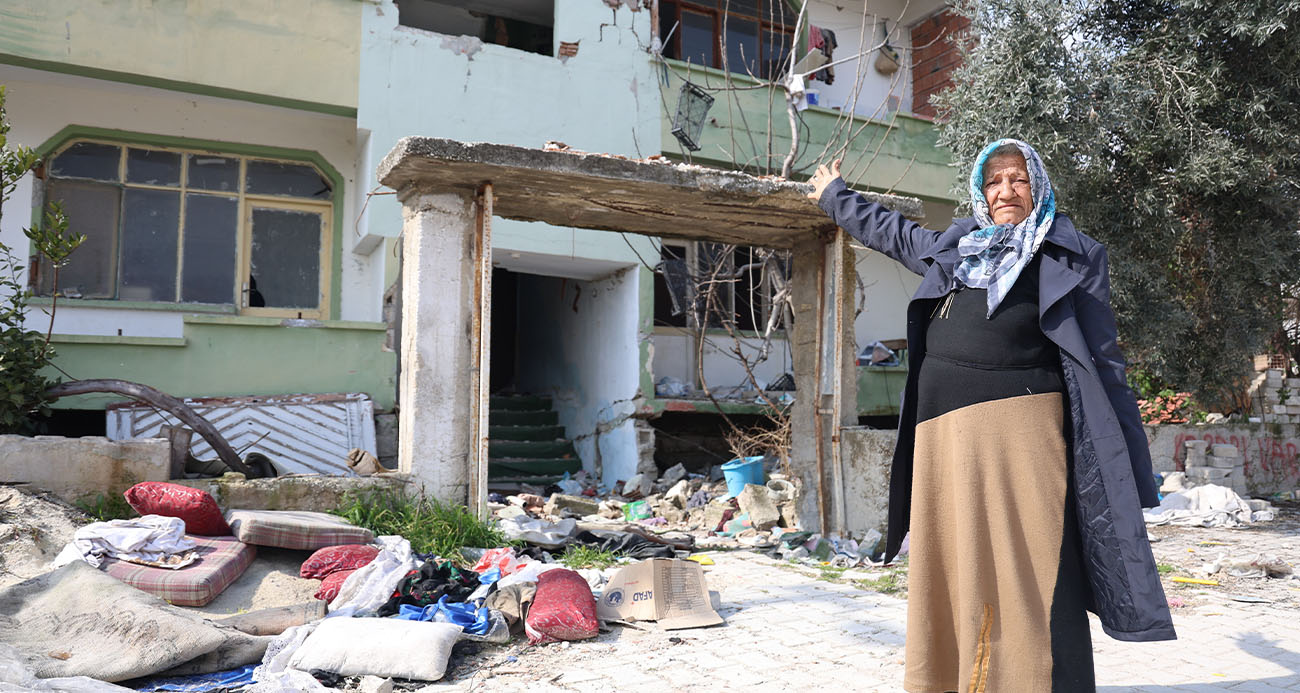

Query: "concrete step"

xmin=488 ymin=457 xmax=582 ymax=479
xmin=489 ymin=409 xmax=559 ymax=426
xmin=487 ymin=424 xmax=566 ymax=441
xmin=488 ymin=439 xmax=575 ymax=459
xmin=488 ymin=395 xmax=552 ymax=411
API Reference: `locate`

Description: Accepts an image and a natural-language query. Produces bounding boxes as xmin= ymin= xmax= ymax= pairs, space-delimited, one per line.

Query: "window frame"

xmin=659 ymin=0 xmax=797 ymax=80
xmin=34 ymin=130 xmax=341 ymax=320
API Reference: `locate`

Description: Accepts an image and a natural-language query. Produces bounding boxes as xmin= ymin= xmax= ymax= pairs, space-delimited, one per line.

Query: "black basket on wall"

xmin=670 ymin=82 xmax=714 ymax=152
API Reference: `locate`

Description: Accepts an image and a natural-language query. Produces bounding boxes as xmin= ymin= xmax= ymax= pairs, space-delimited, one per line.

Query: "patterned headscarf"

xmin=953 ymin=138 xmax=1057 ymax=317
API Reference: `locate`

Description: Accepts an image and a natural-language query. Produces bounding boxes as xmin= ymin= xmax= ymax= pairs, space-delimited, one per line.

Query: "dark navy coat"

xmin=819 ymin=178 xmax=1176 ymax=642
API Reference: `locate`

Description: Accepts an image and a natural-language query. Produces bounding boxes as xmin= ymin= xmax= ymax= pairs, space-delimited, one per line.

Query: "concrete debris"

xmin=664 ymin=479 xmax=691 ymax=508
xmin=736 ymin=484 xmax=780 ymax=531
xmin=621 ymin=473 xmax=653 ymax=499
xmin=660 ymin=463 xmax=688 ymax=486
xmin=358 ymin=675 xmax=394 ymax=693
xmin=543 ymin=493 xmax=601 ymax=518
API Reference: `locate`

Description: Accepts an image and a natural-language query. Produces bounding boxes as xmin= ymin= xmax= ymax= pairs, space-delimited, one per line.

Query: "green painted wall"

xmin=0 ymin=0 xmax=359 ymax=113
xmin=659 ymin=61 xmax=958 ymax=204
xmin=43 ymin=316 xmax=396 ymax=411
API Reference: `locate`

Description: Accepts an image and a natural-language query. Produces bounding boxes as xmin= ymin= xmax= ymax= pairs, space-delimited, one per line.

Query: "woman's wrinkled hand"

xmin=807 ymin=158 xmax=843 ymax=201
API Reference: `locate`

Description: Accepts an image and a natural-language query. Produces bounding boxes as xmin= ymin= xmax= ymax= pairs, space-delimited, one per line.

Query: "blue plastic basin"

xmin=721 ymin=456 xmax=765 ymax=498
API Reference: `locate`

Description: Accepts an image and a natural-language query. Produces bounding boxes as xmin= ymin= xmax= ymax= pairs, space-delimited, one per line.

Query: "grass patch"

xmin=559 ymin=545 xmax=620 ymax=570
xmin=1156 ymin=562 xmax=1176 ymax=575
xmin=75 ymin=493 xmax=137 ymax=522
xmin=332 ymin=487 xmax=507 ymax=562
xmin=857 ymin=571 xmax=906 ymax=596
xmin=817 ymin=565 xmax=847 ymax=582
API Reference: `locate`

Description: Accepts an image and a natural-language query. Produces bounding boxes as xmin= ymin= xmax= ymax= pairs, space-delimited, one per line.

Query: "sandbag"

xmin=125 ymin=482 xmax=231 ymax=536
xmin=299 ymin=544 xmax=379 ymax=579
xmin=524 ymin=568 xmax=598 ymax=645
xmin=0 ymin=562 xmax=270 ymax=682
xmin=313 ymin=569 xmax=355 ymax=602
xmin=288 ymin=618 xmax=461 ymax=681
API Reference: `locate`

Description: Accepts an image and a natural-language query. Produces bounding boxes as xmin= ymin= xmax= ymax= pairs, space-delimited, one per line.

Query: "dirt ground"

xmin=1147 ymin=501 xmax=1300 ymax=609
xmin=0 ymin=485 xmax=88 ymax=589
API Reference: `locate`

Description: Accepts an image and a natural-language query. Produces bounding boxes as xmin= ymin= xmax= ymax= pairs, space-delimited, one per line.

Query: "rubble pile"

xmin=1250 ymin=368 xmax=1300 ymax=424
xmin=491 ymin=460 xmax=886 ymax=570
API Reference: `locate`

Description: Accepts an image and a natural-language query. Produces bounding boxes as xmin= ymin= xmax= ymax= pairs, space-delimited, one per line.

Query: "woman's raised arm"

xmin=808 ymin=160 xmax=939 ymax=276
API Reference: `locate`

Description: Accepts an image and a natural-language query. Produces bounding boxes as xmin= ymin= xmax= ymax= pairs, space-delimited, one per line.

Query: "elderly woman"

xmin=808 ymin=139 xmax=1175 ymax=692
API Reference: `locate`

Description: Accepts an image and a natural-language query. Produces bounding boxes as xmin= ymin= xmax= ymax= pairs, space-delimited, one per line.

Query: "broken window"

xmin=397 ymin=0 xmax=555 ymax=57
xmin=41 ymin=140 xmax=333 ymax=318
xmin=654 ymin=243 xmax=690 ymax=328
xmin=659 ymin=0 xmax=796 ymax=80
xmin=654 ymin=241 xmax=790 ymax=333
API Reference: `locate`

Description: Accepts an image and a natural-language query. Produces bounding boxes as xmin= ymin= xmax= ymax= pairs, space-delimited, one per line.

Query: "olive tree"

xmin=934 ymin=0 xmax=1300 ymax=408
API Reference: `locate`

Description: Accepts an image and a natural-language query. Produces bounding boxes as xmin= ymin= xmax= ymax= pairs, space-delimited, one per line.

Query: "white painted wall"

xmin=22 ymin=307 xmax=183 ymax=339
xmin=852 ymin=199 xmax=955 ymax=353
xmin=0 ymin=65 xmax=378 ymax=331
xmin=516 ymin=268 xmax=642 ymax=487
xmin=653 ymin=330 xmax=793 ymax=392
xmin=805 ymin=0 xmax=915 ymax=117
xmin=357 ymin=0 xmax=661 ymax=268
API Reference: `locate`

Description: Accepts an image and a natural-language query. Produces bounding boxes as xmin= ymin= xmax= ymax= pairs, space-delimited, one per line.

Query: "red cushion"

xmin=314 ymin=569 xmax=356 ymax=602
xmin=300 ymin=544 xmax=380 ymax=579
xmin=124 ymin=482 xmax=231 ymax=536
xmin=525 ymin=568 xmax=598 ymax=645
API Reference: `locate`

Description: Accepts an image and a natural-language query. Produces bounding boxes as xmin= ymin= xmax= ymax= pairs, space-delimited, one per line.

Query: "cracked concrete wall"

xmin=0 ymin=435 xmax=168 ymax=504
xmin=357 ymin=0 xmax=660 ymax=270
xmin=515 ymin=267 xmax=643 ymax=487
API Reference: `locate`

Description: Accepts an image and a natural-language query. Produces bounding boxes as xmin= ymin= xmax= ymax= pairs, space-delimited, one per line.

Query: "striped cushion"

xmin=224 ymin=509 xmax=374 ymax=550
xmin=102 ymin=535 xmax=255 ymax=607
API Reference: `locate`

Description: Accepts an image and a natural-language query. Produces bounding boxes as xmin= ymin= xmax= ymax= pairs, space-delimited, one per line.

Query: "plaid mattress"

xmin=103 ymin=534 xmax=255 ymax=607
xmin=224 ymin=509 xmax=375 ymax=550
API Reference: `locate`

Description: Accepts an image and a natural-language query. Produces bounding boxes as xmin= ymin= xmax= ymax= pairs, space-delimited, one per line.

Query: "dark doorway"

xmin=490 ymin=267 xmax=519 ymax=393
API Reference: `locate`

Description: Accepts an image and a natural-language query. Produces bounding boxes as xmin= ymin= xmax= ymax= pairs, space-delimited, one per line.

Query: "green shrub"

xmin=331 ymin=487 xmax=507 ymax=563
xmin=75 ymin=493 xmax=138 ymax=522
xmin=558 ymin=545 xmax=619 ymax=570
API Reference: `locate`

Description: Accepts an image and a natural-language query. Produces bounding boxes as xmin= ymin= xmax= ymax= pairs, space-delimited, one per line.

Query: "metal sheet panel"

xmin=106 ymin=393 xmax=377 ymax=476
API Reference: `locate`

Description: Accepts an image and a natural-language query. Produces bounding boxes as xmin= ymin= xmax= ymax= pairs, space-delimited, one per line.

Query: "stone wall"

xmin=172 ymin=474 xmax=410 ymax=513
xmin=836 ymin=423 xmax=1300 ymax=540
xmin=1145 ymin=423 xmax=1300 ymax=496
xmin=0 ymin=435 xmax=168 ymax=504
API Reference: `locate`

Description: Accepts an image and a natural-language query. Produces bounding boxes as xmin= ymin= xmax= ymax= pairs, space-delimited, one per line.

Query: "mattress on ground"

xmin=224 ymin=509 xmax=375 ymax=550
xmin=102 ymin=534 xmax=256 ymax=607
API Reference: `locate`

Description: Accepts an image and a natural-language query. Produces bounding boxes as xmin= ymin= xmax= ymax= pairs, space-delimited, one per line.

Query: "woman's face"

xmin=982 ymin=152 xmax=1033 ymax=225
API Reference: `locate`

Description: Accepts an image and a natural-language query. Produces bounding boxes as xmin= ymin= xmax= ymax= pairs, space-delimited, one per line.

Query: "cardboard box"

xmin=596 ymin=558 xmax=724 ymax=630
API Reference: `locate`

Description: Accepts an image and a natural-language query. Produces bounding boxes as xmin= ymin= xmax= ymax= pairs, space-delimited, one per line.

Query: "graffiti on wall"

xmin=1170 ymin=429 xmax=1300 ymax=492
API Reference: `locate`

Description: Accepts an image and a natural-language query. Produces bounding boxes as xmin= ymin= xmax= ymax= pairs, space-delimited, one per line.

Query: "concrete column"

xmin=790 ymin=233 xmax=858 ymax=535
xmin=396 ymin=190 xmax=480 ymax=504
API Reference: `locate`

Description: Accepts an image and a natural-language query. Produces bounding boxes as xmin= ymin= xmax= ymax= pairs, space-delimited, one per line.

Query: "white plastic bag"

xmin=498 ymin=516 xmax=577 ymax=549
xmin=328 ymin=535 xmax=417 ymax=617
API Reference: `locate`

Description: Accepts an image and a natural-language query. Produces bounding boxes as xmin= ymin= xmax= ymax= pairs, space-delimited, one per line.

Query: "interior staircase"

xmin=488 ymin=394 xmax=581 ymax=486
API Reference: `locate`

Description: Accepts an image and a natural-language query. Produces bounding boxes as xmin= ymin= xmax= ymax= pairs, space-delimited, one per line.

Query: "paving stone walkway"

xmin=432 ymin=549 xmax=1300 ymax=692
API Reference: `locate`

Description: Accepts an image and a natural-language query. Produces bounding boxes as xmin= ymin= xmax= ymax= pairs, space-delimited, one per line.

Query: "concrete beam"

xmin=377 ymin=137 xmax=924 ymax=249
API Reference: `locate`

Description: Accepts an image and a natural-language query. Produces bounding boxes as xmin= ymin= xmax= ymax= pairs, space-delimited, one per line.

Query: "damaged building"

xmin=0 ymin=0 xmax=963 ymax=529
